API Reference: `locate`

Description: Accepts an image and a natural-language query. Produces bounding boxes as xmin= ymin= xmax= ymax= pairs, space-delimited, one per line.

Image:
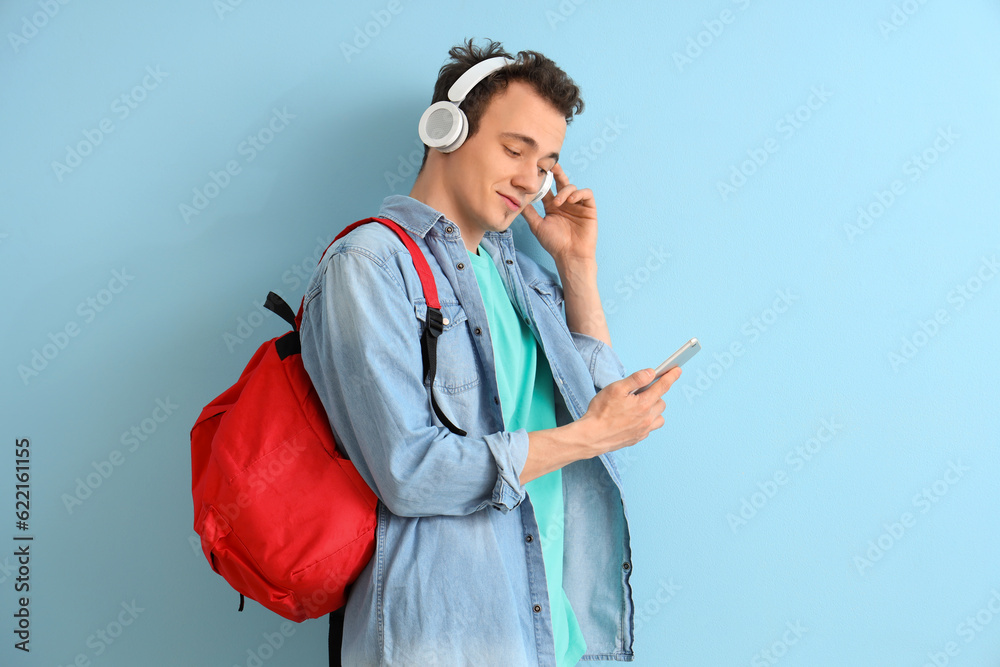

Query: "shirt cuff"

xmin=571 ymin=331 xmax=627 ymax=391
xmin=483 ymin=429 xmax=530 ymax=513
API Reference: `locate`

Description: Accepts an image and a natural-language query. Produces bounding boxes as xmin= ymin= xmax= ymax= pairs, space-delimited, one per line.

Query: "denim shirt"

xmin=299 ymin=195 xmax=637 ymax=666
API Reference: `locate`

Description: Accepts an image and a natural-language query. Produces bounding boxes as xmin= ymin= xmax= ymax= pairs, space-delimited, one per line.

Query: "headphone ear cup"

xmin=530 ymin=170 xmax=554 ymax=204
xmin=438 ymin=110 xmax=468 ymax=153
xmin=418 ymin=102 xmax=465 ymax=151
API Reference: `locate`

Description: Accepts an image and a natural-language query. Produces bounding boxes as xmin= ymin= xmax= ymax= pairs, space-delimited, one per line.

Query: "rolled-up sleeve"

xmin=300 ymin=246 xmax=527 ymax=518
xmin=485 ymin=429 xmax=529 ymax=510
xmin=570 ymin=331 xmax=627 ymax=391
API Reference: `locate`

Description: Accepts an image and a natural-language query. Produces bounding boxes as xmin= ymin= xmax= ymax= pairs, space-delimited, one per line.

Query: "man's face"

xmin=443 ymin=80 xmax=566 ymax=238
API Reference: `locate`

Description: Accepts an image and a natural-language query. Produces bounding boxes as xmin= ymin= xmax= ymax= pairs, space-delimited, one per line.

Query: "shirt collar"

xmin=376 ymin=195 xmax=446 ymax=239
xmin=376 ymin=194 xmax=516 ymax=247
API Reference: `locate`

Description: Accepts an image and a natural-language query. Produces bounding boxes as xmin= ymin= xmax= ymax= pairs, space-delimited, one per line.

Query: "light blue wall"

xmin=2 ymin=1 xmax=999 ymax=665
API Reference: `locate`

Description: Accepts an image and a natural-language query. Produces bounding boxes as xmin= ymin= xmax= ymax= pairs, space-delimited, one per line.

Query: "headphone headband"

xmin=447 ymin=56 xmax=515 ymax=105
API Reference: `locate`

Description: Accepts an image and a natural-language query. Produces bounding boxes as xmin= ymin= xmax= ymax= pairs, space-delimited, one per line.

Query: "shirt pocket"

xmin=528 ymin=278 xmax=564 ymax=307
xmin=413 ymin=299 xmax=481 ymax=394
xmin=527 ymin=279 xmax=569 ymax=332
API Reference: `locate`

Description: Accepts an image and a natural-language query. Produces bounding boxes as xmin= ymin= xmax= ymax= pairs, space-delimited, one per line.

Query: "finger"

xmin=651 ymin=367 xmax=682 ymax=396
xmin=521 ymin=202 xmax=543 ymax=233
xmin=623 ymin=368 xmax=657 ymax=395
xmin=564 ymin=187 xmax=595 ymax=208
xmin=551 ymin=162 xmax=572 ymax=190
xmin=552 ymin=184 xmax=578 ymax=207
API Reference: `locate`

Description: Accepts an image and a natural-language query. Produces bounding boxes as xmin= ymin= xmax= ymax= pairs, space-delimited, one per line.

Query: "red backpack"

xmin=190 ymin=216 xmax=465 ymax=622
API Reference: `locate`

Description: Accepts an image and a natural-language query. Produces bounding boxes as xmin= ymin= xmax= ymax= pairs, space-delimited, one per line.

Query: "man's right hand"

xmin=577 ymin=367 xmax=682 ymax=457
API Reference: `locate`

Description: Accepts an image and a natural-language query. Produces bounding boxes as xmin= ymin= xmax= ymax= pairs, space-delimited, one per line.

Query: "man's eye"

xmin=505 ymin=147 xmax=520 ymax=157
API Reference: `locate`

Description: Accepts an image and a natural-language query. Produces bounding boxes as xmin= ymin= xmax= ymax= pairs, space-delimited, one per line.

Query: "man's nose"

xmin=512 ymin=165 xmax=543 ymax=194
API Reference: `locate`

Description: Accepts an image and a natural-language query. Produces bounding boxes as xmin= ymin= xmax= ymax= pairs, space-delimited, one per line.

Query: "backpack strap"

xmin=288 ymin=216 xmax=467 ymax=437
xmin=293 ymin=217 xmax=443 ymax=328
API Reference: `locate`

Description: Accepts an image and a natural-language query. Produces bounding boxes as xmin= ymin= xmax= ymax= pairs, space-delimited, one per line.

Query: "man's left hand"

xmin=521 ymin=163 xmax=597 ymax=266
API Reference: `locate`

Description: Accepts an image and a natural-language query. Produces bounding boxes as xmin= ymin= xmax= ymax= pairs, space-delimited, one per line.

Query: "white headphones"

xmin=417 ymin=56 xmax=555 ymax=205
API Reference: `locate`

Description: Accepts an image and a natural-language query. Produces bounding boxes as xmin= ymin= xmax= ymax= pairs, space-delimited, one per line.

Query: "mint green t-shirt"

xmin=468 ymin=244 xmax=587 ymax=667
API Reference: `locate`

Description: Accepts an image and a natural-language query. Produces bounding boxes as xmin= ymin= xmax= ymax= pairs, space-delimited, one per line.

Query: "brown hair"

xmin=418 ymin=37 xmax=584 ymax=171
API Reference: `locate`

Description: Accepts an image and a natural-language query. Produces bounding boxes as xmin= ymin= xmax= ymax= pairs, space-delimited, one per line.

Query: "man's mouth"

xmin=498 ymin=192 xmax=520 ymax=211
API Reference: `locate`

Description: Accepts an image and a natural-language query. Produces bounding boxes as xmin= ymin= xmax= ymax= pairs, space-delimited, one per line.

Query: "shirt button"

xmin=457 ymin=262 xmax=465 ymax=270
xmin=474 ymin=327 xmax=482 ymax=335
xmin=525 ymin=534 xmax=533 ymax=542
xmin=494 ymin=396 xmax=500 ymax=405
xmin=623 ymin=562 xmax=631 ymax=571
xmin=533 ymin=605 xmax=542 ymax=613
xmin=506 ymin=259 xmax=513 ymax=265
xmin=445 ymin=225 xmax=454 ymax=233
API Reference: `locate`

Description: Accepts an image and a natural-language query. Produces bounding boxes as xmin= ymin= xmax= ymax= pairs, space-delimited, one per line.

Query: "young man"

xmin=300 ymin=38 xmax=680 ymax=666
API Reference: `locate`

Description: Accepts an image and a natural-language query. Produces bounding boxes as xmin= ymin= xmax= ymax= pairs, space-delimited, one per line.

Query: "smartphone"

xmin=629 ymin=338 xmax=701 ymax=395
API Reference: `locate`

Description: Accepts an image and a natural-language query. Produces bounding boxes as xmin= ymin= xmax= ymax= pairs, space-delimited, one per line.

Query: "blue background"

xmin=2 ymin=1 xmax=999 ymax=665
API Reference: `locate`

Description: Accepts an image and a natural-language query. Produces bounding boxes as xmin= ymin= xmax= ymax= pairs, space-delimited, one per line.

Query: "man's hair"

xmin=418 ymin=37 xmax=584 ymax=171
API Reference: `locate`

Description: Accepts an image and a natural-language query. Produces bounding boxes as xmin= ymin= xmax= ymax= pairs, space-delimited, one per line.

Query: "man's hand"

xmin=521 ymin=162 xmax=611 ymax=345
xmin=521 ymin=163 xmax=597 ymax=266
xmin=577 ymin=366 xmax=683 ymax=457
xmin=521 ymin=367 xmax=682 ymax=485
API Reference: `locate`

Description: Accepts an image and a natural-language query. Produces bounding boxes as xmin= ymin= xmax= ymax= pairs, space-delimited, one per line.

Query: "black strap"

xmin=421 ymin=307 xmax=467 ymax=436
xmin=264 ymin=291 xmax=298 ymax=330
xmin=274 ymin=330 xmax=301 ymax=360
xmin=328 ymin=585 xmax=351 ymax=667
xmin=420 ymin=306 xmax=444 ymax=383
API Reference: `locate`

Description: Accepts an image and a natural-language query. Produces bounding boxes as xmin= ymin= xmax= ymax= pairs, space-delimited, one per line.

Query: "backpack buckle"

xmin=425 ymin=307 xmax=446 ymax=338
